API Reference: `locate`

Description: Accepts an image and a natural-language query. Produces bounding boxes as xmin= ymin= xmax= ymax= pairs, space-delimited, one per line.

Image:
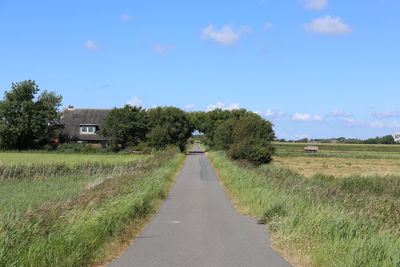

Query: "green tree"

xmin=214 ymin=116 xmax=274 ymax=150
xmin=147 ymin=107 xmax=192 ymax=151
xmin=228 ymin=138 xmax=275 ymax=166
xmin=231 ymin=116 xmax=275 ymax=142
xmin=214 ymin=116 xmax=275 ymax=166
xmin=213 ymin=119 xmax=236 ymax=150
xmin=0 ymin=80 xmax=62 ymax=150
xmin=190 ymin=109 xmax=259 ymax=147
xmin=378 ymin=135 xmax=395 ymax=144
xmin=99 ymin=105 xmax=148 ymax=151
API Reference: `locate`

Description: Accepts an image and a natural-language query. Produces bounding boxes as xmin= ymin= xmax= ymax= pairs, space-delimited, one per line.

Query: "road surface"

xmin=109 ymin=144 xmax=291 ymax=267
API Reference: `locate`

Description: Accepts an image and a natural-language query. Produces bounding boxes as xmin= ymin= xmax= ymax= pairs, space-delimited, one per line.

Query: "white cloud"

xmin=226 ymin=103 xmax=240 ymax=110
xmin=265 ymin=109 xmax=286 ymax=119
xmin=341 ymin=118 xmax=356 ymax=123
xmin=303 ymin=16 xmax=352 ymax=35
xmin=369 ymin=121 xmax=385 ymax=129
xmin=201 ymin=25 xmax=251 ymax=45
xmin=329 ymin=110 xmax=353 ymax=117
xmin=303 ymin=0 xmax=328 ymax=10
xmin=154 ymin=43 xmax=176 ymax=55
xmin=340 ymin=118 xmax=364 ymax=127
xmin=84 ymin=40 xmax=101 ymax=50
xmin=264 ymin=23 xmax=275 ymax=31
xmin=121 ymin=14 xmax=132 ymax=21
xmin=388 ymin=122 xmax=400 ymax=129
xmin=127 ymin=97 xmax=143 ymax=106
xmin=185 ymin=104 xmax=196 ymax=109
xmin=372 ymin=111 xmax=400 ymax=119
xmin=207 ymin=102 xmax=241 ymax=111
xmin=292 ymin=113 xmax=323 ymax=121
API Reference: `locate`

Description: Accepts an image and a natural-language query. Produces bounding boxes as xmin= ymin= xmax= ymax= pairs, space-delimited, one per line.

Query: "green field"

xmin=0 ymin=152 xmax=150 ymax=165
xmin=209 ymin=143 xmax=400 ymax=266
xmin=0 ymin=149 xmax=185 ymax=266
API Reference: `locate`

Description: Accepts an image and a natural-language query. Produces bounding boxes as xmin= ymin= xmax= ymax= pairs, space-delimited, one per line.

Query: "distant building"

xmin=62 ymin=106 xmax=111 ymax=147
xmin=395 ymin=132 xmax=400 ymax=143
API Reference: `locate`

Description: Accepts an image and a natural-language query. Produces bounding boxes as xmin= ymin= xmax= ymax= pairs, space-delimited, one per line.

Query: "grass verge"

xmin=0 ymin=149 xmax=185 ymax=267
xmin=208 ymin=151 xmax=400 ymax=267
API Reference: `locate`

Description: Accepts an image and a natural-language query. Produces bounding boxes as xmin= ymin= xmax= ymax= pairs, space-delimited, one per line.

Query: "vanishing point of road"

xmin=109 ymin=144 xmax=291 ymax=267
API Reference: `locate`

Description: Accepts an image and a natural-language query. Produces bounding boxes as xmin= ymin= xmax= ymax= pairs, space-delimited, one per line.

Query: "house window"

xmin=80 ymin=125 xmax=98 ymax=134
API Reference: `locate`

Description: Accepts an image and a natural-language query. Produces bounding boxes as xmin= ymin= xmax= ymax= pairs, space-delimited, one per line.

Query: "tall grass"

xmin=0 ymin=152 xmax=148 ymax=165
xmin=0 ymin=175 xmax=101 ymax=219
xmin=0 ymin=149 xmax=185 ymax=266
xmin=208 ymin=151 xmax=400 ymax=267
xmin=0 ymin=160 xmax=146 ymax=180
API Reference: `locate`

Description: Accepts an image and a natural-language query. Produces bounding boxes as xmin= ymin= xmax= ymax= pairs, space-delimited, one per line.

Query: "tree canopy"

xmin=98 ymin=105 xmax=149 ymax=150
xmin=189 ymin=109 xmax=260 ymax=146
xmin=213 ymin=116 xmax=275 ymax=165
xmin=0 ymin=80 xmax=62 ymax=150
xmin=147 ymin=107 xmax=193 ymax=152
xmin=100 ymin=106 xmax=192 ymax=152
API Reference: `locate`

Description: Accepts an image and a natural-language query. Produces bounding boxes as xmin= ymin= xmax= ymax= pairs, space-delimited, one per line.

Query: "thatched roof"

xmin=62 ymin=108 xmax=111 ymax=141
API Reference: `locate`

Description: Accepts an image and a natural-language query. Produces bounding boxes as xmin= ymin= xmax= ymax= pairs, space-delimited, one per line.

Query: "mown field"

xmin=273 ymin=142 xmax=400 ymax=177
xmin=274 ymin=142 xmax=400 ymax=159
xmin=209 ymin=143 xmax=400 ymax=266
xmin=0 ymin=149 xmax=185 ymax=266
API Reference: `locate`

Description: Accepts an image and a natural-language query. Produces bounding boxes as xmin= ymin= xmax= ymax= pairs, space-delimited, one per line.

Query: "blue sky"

xmin=1 ymin=0 xmax=400 ymax=139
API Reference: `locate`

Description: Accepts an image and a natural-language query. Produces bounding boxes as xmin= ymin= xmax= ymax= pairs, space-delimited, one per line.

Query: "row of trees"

xmin=187 ymin=109 xmax=276 ymax=165
xmin=3 ymin=80 xmax=399 ymax=164
xmin=99 ymin=105 xmax=192 ymax=152
xmin=99 ymin=106 xmax=276 ymax=165
xmin=0 ymin=80 xmax=276 ymax=165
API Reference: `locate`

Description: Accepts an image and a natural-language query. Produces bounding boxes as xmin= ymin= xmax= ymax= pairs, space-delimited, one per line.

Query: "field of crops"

xmin=0 ymin=149 xmax=185 ymax=266
xmin=273 ymin=142 xmax=400 ymax=177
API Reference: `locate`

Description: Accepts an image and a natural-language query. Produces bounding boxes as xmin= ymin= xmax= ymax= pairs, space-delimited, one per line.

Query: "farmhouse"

xmin=395 ymin=132 xmax=400 ymax=143
xmin=62 ymin=106 xmax=111 ymax=147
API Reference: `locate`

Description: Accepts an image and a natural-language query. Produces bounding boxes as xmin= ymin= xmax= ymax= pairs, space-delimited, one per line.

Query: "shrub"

xmin=227 ymin=138 xmax=275 ymax=166
xmin=56 ymin=143 xmax=107 ymax=153
xmin=119 ymin=142 xmax=156 ymax=154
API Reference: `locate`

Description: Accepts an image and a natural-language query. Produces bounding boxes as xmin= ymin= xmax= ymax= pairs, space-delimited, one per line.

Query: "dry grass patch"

xmin=273 ymin=156 xmax=400 ymax=177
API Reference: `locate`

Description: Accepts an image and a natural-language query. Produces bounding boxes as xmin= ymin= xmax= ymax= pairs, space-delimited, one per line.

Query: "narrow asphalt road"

xmin=109 ymin=144 xmax=291 ymax=267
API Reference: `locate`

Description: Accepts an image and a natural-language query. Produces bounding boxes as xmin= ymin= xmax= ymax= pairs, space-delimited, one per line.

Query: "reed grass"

xmin=0 ymin=160 xmax=147 ymax=180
